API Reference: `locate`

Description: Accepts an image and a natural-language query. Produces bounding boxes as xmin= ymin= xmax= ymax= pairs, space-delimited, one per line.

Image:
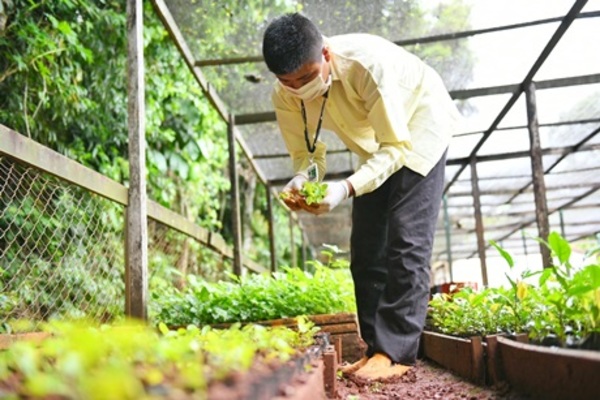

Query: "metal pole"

xmin=266 ymin=185 xmax=277 ymax=272
xmin=442 ymin=195 xmax=453 ymax=282
xmin=559 ymin=209 xmax=566 ymax=237
xmin=125 ymin=0 xmax=148 ymax=320
xmin=227 ymin=114 xmax=243 ymax=275
xmin=470 ymin=159 xmax=488 ymax=287
xmin=525 ymin=82 xmax=552 ymax=268
xmin=521 ymin=229 xmax=528 ymax=256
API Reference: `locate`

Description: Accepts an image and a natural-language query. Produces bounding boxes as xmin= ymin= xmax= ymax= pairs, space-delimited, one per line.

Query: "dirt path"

xmin=334 ymin=359 xmax=532 ymax=399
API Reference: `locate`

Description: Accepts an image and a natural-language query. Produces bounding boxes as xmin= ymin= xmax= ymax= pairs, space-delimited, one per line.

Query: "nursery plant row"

xmin=424 ymin=232 xmax=600 ymax=399
xmin=0 ymin=317 xmax=330 ymax=399
xmin=151 ymin=264 xmax=356 ymax=327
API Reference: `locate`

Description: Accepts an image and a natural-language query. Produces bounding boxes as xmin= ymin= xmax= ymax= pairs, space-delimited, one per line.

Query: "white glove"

xmin=283 ymin=173 xmax=308 ymax=192
xmin=308 ymin=180 xmax=350 ymax=215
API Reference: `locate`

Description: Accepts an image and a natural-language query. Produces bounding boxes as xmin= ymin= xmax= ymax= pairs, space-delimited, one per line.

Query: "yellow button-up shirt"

xmin=272 ymin=33 xmax=462 ymax=196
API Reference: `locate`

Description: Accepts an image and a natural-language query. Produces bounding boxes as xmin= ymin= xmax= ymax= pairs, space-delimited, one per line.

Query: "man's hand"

xmin=303 ymin=180 xmax=350 ymax=215
xmin=281 ymin=174 xmax=308 ymax=211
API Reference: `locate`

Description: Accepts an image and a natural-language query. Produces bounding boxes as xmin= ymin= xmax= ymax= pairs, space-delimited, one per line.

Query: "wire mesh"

xmin=147 ymin=218 xmax=231 ymax=289
xmin=0 ymin=156 xmax=125 ymax=332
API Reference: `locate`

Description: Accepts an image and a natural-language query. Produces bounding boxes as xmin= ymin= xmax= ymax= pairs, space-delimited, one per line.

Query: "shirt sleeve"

xmin=272 ymin=89 xmax=327 ymax=181
xmin=346 ymin=64 xmax=415 ymax=196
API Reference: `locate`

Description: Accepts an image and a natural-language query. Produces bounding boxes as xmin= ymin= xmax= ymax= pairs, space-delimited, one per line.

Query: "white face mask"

xmin=280 ymin=63 xmax=331 ymax=102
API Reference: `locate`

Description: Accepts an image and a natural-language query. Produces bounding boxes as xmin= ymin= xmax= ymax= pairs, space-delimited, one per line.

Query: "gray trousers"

xmin=350 ymin=150 xmax=446 ymax=365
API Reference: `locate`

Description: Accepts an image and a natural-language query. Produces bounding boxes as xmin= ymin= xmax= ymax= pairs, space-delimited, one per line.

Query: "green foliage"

xmin=300 ymin=181 xmax=328 ymax=205
xmin=278 ymin=191 xmax=291 ymax=201
xmin=0 ymin=0 xmax=477 ymax=333
xmin=428 ymin=232 xmax=600 ymax=348
xmin=0 ymin=0 xmax=230 ymax=230
xmin=0 ymin=0 xmax=128 ymax=175
xmin=0 ymin=318 xmax=317 ymax=398
xmin=428 ymin=285 xmax=530 ymax=337
xmin=151 ymin=265 xmax=356 ymax=327
xmin=0 ymin=0 xmax=231 ymax=331
xmin=143 ymin=6 xmax=230 ymax=231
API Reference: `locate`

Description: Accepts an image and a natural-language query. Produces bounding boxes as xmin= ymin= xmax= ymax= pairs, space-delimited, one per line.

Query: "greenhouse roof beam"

xmin=235 ymin=73 xmax=600 ymax=126
xmin=192 ymin=11 xmax=600 ymax=67
xmin=465 ymin=184 xmax=600 ymax=259
xmin=444 ymin=0 xmax=589 ymax=193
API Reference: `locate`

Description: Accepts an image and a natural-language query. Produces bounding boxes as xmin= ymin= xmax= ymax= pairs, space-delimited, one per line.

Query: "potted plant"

xmin=424 ymin=231 xmax=600 ymax=396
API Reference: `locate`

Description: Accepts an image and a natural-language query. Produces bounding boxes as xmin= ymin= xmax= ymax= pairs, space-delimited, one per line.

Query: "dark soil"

xmin=334 ymin=359 xmax=531 ymax=400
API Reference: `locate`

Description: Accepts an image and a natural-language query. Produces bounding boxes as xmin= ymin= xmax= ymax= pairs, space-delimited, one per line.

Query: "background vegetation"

xmin=0 ymin=0 xmax=473 ymax=327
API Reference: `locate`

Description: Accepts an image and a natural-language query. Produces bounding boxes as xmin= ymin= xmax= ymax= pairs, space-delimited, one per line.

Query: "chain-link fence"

xmin=0 ymin=155 xmax=125 ymax=332
xmin=148 ymin=219 xmax=232 ymax=289
xmin=0 ymin=126 xmax=275 ymax=332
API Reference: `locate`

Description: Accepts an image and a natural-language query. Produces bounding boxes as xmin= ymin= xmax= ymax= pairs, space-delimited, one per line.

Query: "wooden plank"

xmin=322 ymin=347 xmax=337 ymax=398
xmin=484 ymin=335 xmax=504 ymax=385
xmin=497 ymin=335 xmax=600 ymax=400
xmin=422 ymin=331 xmax=485 ymax=383
xmin=147 ymin=201 xmax=209 ymax=244
xmin=125 ymin=0 xmax=148 ymax=320
xmin=316 ymin=323 xmax=358 ymax=335
xmin=470 ymin=336 xmax=485 ymax=384
xmin=208 ymin=232 xmax=230 ymax=259
xmin=227 ymin=116 xmax=242 ymax=276
xmin=334 ymin=332 xmax=365 ymax=363
xmin=525 ymin=82 xmax=552 ymax=268
xmin=267 ymin=184 xmax=277 ymax=272
xmin=0 ymin=124 xmax=128 ymax=205
xmin=309 ymin=313 xmax=358 ymax=326
xmin=209 ymin=313 xmax=358 ymax=331
xmin=243 ymin=258 xmax=267 ymax=274
xmin=0 ymin=332 xmax=52 ymax=350
xmin=470 ymin=159 xmax=488 ymax=286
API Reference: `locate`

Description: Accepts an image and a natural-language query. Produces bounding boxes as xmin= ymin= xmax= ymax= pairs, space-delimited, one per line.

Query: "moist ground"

xmin=334 ymin=359 xmax=532 ymax=399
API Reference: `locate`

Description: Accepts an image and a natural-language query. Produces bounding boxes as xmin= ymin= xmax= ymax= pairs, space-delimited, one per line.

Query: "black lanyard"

xmin=301 ymin=88 xmax=330 ymax=154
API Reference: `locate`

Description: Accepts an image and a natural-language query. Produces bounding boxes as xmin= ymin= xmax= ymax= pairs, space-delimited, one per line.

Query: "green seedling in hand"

xmin=300 ymin=182 xmax=328 ymax=205
xmin=279 ymin=191 xmax=291 ymax=201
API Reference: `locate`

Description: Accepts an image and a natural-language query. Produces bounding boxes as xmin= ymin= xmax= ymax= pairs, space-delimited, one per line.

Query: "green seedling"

xmin=427 ymin=231 xmax=600 ymax=349
xmin=152 ymin=265 xmax=356 ymax=326
xmin=300 ymin=181 xmax=328 ymax=205
xmin=0 ymin=319 xmax=319 ymax=398
xmin=279 ymin=191 xmax=291 ymax=201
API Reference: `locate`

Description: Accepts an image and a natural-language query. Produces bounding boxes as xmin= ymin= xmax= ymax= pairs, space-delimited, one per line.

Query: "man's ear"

xmin=322 ymin=46 xmax=331 ymax=62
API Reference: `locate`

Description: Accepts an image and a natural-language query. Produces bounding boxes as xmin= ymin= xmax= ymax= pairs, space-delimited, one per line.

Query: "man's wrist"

xmin=344 ymin=180 xmax=354 ymax=198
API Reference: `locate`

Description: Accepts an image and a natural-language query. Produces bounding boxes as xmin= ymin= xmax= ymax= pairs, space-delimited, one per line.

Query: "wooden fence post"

xmin=125 ymin=0 xmax=148 ymax=319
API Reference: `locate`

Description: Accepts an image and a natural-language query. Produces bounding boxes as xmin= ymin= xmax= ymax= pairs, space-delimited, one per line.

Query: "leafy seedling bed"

xmin=0 ymin=319 xmax=331 ymax=399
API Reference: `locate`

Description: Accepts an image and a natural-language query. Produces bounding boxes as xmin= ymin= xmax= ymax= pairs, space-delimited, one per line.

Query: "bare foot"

xmin=354 ymin=353 xmax=412 ymax=380
xmin=338 ymin=356 xmax=368 ymax=374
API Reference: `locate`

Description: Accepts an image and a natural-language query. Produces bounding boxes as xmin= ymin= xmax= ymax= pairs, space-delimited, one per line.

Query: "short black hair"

xmin=262 ymin=13 xmax=323 ymax=75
